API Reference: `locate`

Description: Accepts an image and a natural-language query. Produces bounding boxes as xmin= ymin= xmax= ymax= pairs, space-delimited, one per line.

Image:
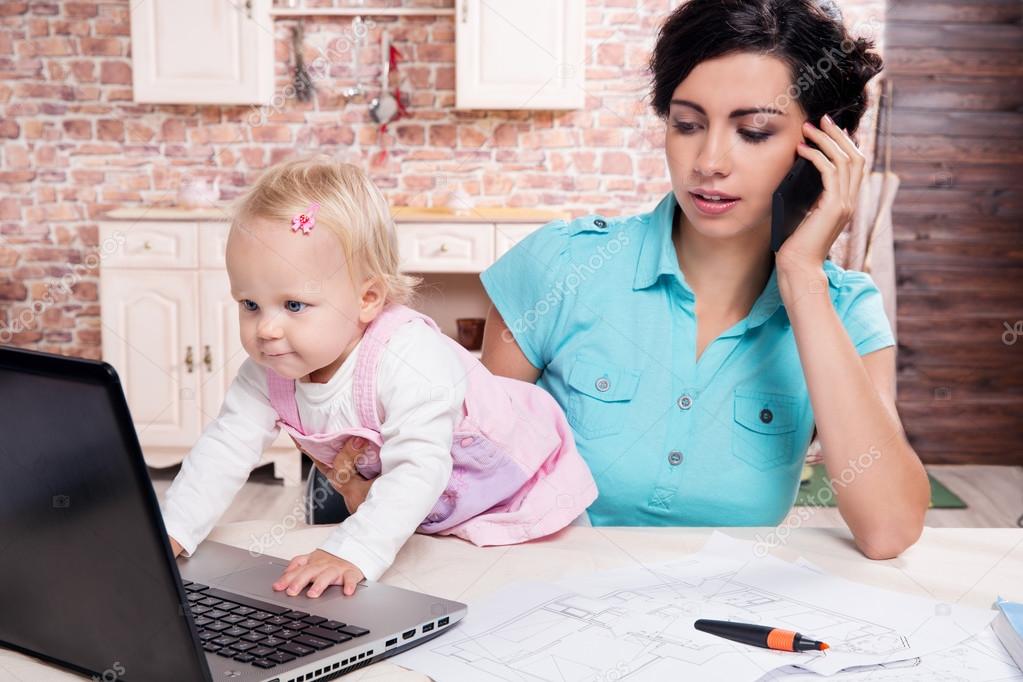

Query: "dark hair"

xmin=649 ymin=0 xmax=884 ymax=135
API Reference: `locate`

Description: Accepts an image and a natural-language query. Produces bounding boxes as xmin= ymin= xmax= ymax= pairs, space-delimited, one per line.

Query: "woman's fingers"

xmin=802 ymin=118 xmax=849 ymax=201
xmin=796 ymin=142 xmax=838 ymax=213
xmin=335 ymin=437 xmax=368 ymax=469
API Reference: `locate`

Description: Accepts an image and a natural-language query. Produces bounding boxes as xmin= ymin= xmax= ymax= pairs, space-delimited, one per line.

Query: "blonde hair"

xmin=230 ymin=155 xmax=419 ymax=306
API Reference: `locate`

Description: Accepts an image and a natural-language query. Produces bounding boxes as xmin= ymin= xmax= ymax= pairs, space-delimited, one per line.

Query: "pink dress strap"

xmin=266 ymin=367 xmax=305 ymax=434
xmin=351 ymin=304 xmax=442 ymax=431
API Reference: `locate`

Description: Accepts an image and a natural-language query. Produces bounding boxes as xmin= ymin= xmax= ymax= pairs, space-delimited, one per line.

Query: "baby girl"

xmin=161 ymin=156 xmax=597 ymax=598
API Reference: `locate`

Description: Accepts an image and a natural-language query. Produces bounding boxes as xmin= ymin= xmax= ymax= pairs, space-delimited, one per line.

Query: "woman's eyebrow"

xmin=670 ymin=99 xmax=786 ymax=118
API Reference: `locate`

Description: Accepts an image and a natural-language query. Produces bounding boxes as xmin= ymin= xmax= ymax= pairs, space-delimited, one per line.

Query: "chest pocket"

xmin=566 ymin=358 xmax=641 ymax=439
xmin=731 ymin=388 xmax=800 ymax=470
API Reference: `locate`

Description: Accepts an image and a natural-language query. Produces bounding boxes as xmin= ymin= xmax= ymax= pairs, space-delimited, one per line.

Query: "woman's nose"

xmin=692 ymin=130 xmax=732 ymax=177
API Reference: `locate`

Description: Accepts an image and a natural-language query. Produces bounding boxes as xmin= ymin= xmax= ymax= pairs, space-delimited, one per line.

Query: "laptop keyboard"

xmin=183 ymin=581 xmax=371 ymax=670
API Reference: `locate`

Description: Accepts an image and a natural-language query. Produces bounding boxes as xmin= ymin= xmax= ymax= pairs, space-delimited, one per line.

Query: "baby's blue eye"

xmin=285 ymin=300 xmax=307 ymax=313
xmin=241 ymin=299 xmax=258 ymax=312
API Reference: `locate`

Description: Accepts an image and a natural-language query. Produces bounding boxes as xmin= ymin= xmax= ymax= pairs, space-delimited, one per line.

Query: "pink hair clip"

xmin=291 ymin=202 xmax=320 ymax=235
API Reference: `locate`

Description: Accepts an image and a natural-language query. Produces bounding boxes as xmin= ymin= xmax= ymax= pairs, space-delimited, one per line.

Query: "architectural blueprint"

xmin=393 ymin=533 xmax=998 ymax=681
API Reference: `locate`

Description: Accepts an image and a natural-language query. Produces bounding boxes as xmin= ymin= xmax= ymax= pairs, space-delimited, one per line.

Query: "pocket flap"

xmin=733 ymin=389 xmax=798 ymax=434
xmin=568 ymin=358 xmax=641 ymax=403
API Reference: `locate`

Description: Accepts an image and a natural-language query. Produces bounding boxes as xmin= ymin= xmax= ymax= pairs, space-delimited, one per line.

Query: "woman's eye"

xmin=672 ymin=120 xmax=771 ymax=144
xmin=740 ymin=130 xmax=771 ymax=144
xmin=240 ymin=300 xmax=258 ymax=312
xmin=285 ymin=300 xmax=307 ymax=313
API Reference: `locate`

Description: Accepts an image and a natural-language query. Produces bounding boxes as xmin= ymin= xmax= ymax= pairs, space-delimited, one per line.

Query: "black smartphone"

xmin=770 ymin=152 xmax=824 ymax=252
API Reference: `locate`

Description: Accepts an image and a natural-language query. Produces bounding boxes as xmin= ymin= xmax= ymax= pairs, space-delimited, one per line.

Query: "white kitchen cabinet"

xmin=455 ymin=0 xmax=585 ymax=110
xmin=98 ymin=209 xmax=563 ymax=482
xmin=100 ymin=269 xmax=202 ymax=449
xmin=99 ymin=220 xmax=301 ymax=485
xmin=130 ymin=0 xmax=274 ymax=105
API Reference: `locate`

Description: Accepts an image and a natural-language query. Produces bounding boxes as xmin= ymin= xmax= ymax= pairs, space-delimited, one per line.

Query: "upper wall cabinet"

xmin=130 ymin=0 xmax=274 ymax=105
xmin=455 ymin=0 xmax=585 ymax=110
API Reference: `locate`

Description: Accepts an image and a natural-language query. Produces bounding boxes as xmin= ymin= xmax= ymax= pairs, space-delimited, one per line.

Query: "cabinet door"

xmin=456 ymin=0 xmax=585 ymax=110
xmin=199 ymin=271 xmax=295 ymax=451
xmin=101 ymin=270 xmax=201 ymax=447
xmin=130 ymin=0 xmax=273 ymax=104
xmin=198 ymin=270 xmax=244 ymax=429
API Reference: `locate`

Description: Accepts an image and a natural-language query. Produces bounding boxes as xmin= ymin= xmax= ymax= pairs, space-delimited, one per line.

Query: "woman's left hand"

xmin=776 ymin=114 xmax=867 ymax=278
xmin=291 ymin=435 xmax=376 ymax=513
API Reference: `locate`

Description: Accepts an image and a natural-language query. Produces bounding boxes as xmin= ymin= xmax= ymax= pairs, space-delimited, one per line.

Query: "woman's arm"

xmin=778 ymin=114 xmax=929 ymax=559
xmin=782 ymin=275 xmax=929 ymax=560
xmin=481 ymin=305 xmax=542 ymax=383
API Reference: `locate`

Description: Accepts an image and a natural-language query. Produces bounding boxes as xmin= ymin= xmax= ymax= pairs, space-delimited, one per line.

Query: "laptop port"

xmin=386 ymin=637 xmax=397 ymax=647
xmin=422 ymin=622 xmax=435 ymax=633
xmin=438 ymin=617 xmax=450 ymax=627
xmin=403 ymin=628 xmax=416 ymax=640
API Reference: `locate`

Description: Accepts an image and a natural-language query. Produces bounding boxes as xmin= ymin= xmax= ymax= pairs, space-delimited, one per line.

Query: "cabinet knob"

xmin=203 ymin=345 xmax=212 ymax=372
xmin=439 ymin=243 xmax=449 ymax=253
xmin=143 ymin=241 xmax=152 ymax=251
xmin=461 ymin=0 xmax=468 ymax=23
xmin=185 ymin=345 xmax=194 ymax=373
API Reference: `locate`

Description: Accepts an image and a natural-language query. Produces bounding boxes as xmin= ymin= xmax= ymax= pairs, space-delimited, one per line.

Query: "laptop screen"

xmin=0 ymin=347 xmax=211 ymax=682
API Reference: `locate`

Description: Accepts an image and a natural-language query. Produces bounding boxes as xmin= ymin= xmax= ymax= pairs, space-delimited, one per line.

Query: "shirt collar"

xmin=633 ymin=191 xmax=784 ymax=331
xmin=633 ymin=192 xmax=688 ymax=292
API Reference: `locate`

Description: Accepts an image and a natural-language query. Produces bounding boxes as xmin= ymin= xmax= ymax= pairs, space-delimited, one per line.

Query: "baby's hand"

xmin=272 ymin=549 xmax=365 ymax=598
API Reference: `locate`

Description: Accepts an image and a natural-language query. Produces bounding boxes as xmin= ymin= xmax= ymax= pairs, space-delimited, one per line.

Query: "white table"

xmin=4 ymin=524 xmax=1022 ymax=680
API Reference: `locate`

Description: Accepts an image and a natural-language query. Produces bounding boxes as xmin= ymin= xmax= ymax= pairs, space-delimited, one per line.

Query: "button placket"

xmin=647 ymin=400 xmax=693 ymax=511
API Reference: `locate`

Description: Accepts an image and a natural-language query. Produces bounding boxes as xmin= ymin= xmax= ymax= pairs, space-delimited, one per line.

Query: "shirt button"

xmin=595 ymin=376 xmax=611 ymax=392
xmin=760 ymin=408 xmax=773 ymax=424
xmin=594 ymin=218 xmax=607 ymax=229
xmin=677 ymin=394 xmax=692 ymax=410
xmin=668 ymin=450 xmax=683 ymax=466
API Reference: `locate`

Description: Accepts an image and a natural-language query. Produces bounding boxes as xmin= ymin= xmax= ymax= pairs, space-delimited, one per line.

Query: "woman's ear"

xmin=357 ymin=276 xmax=387 ymax=324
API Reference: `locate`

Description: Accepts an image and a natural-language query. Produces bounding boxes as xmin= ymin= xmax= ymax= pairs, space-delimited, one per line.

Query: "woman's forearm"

xmin=781 ymin=268 xmax=930 ymax=559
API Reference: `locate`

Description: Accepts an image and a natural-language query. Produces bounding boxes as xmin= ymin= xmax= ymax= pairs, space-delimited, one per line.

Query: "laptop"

xmin=0 ymin=345 xmax=467 ymax=681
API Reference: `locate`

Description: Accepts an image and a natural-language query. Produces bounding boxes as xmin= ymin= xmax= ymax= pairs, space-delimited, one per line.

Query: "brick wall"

xmin=0 ymin=0 xmax=884 ymax=359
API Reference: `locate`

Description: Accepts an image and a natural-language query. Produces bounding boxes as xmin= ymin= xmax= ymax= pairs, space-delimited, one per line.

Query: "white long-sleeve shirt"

xmin=160 ymin=318 xmax=466 ymax=580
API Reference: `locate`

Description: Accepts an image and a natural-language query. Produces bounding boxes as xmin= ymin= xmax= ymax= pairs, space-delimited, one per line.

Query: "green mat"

xmin=795 ymin=464 xmax=966 ymax=508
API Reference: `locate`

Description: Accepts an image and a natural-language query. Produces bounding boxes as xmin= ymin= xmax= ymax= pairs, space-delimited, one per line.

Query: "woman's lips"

xmin=689 ymin=191 xmax=741 ymax=216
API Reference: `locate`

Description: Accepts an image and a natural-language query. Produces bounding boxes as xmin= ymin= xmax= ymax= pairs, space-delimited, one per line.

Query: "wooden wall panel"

xmin=886 ymin=0 xmax=1023 ymax=464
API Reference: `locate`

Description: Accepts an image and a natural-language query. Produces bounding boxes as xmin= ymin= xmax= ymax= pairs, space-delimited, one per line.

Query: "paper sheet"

xmin=393 ymin=532 xmax=997 ymax=681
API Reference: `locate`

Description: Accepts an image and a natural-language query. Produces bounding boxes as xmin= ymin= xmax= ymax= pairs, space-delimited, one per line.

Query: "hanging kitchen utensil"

xmin=369 ymin=31 xmax=399 ymax=125
xmin=291 ymin=21 xmax=315 ymax=102
xmin=371 ymin=35 xmax=408 ymax=166
xmin=341 ymin=16 xmax=367 ymax=102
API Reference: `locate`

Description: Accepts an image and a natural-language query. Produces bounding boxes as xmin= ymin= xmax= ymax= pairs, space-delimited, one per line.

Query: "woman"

xmin=313 ymin=0 xmax=928 ymax=560
xmin=479 ymin=0 xmax=929 ymax=560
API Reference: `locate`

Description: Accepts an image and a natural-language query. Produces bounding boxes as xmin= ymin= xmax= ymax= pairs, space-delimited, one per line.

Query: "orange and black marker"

xmin=694 ymin=619 xmax=830 ymax=652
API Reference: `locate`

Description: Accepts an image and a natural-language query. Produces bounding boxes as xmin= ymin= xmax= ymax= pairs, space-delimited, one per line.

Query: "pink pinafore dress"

xmin=266 ymin=304 xmax=597 ymax=545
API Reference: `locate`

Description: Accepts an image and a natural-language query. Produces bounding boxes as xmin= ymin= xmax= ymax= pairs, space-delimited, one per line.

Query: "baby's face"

xmin=226 ymin=216 xmax=368 ymax=382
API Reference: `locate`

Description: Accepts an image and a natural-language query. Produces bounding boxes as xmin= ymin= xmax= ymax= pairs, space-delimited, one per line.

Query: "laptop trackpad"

xmin=215 ymin=563 xmax=350 ymax=604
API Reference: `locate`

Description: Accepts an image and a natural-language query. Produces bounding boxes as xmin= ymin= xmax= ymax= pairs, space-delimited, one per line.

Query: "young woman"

xmin=480 ymin=0 xmax=929 ymax=559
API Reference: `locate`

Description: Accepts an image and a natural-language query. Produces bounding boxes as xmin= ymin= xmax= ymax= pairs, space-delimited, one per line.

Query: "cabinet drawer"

xmin=495 ymin=223 xmax=544 ymax=260
xmin=100 ymin=221 xmax=198 ymax=269
xmin=397 ymin=223 xmax=494 ymax=273
xmin=199 ymin=223 xmax=231 ymax=268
